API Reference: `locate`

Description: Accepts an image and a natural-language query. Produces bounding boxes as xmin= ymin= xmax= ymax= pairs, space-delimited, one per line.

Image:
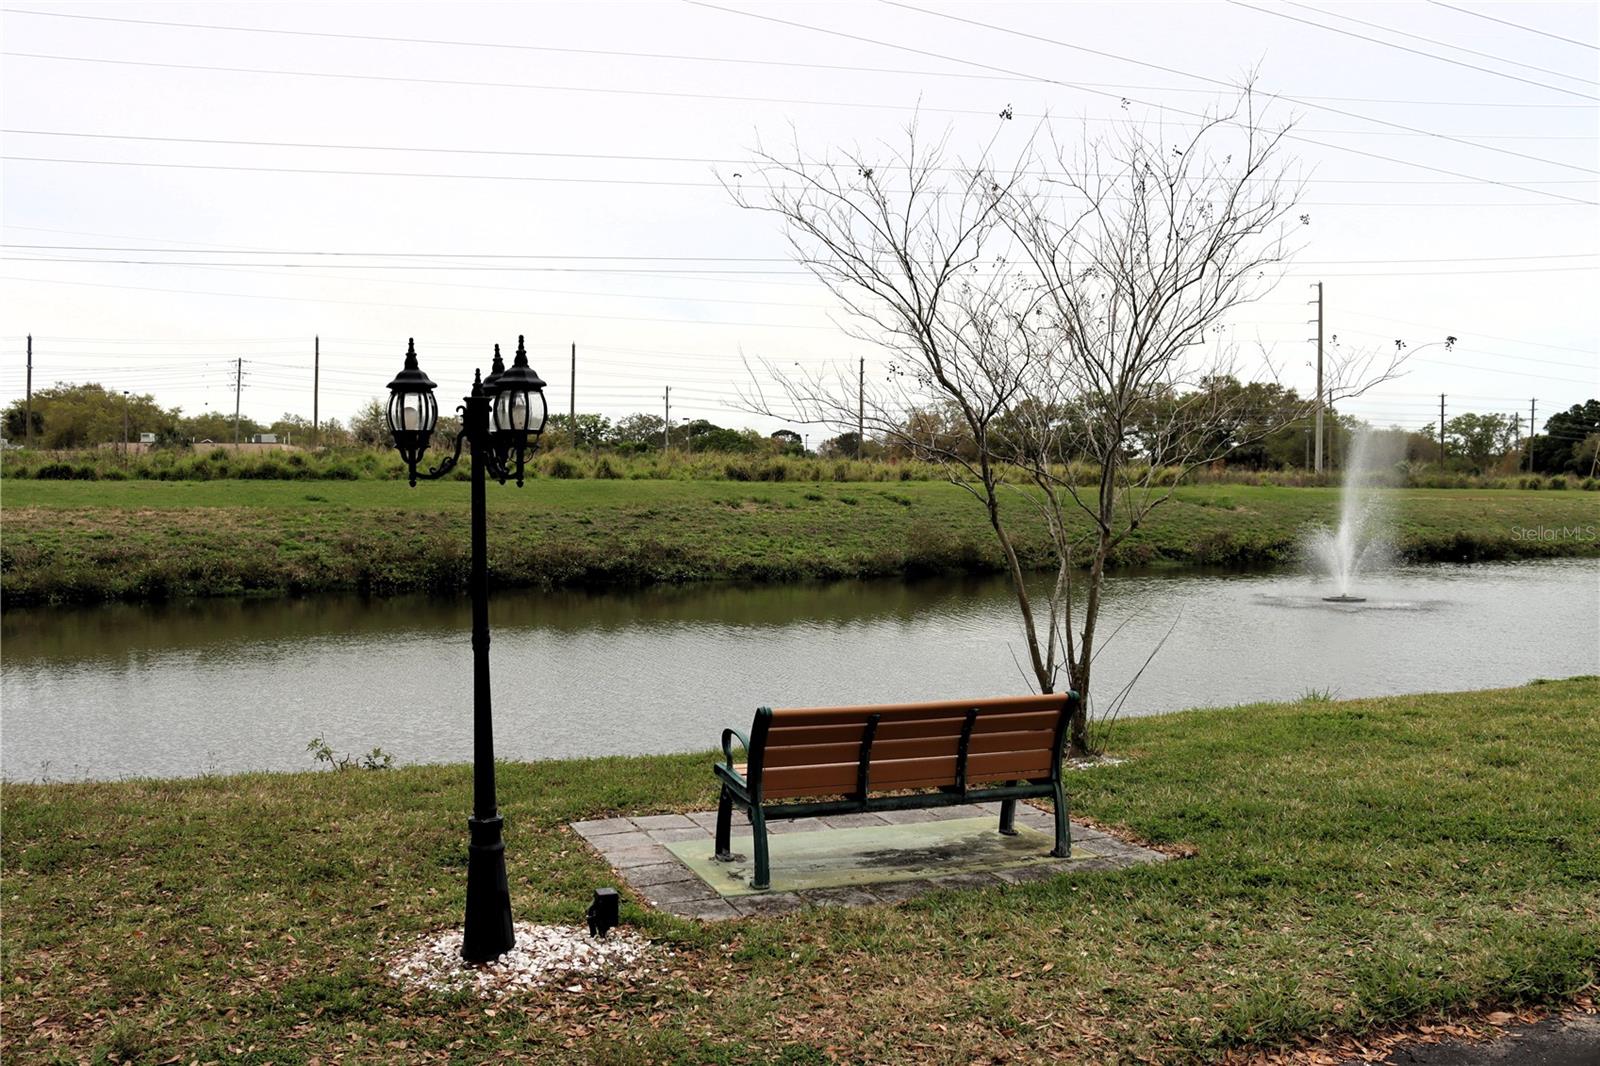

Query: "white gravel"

xmin=385 ymin=922 xmax=657 ymax=998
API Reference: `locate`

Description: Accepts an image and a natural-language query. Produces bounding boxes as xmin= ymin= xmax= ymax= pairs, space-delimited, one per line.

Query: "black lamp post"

xmin=385 ymin=336 xmax=549 ymax=963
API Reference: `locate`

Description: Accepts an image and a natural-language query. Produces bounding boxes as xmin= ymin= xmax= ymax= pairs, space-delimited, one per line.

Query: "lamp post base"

xmin=462 ymin=813 xmax=515 ymax=963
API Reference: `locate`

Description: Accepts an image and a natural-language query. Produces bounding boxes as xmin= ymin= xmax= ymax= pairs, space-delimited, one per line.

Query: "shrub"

xmin=1547 ymin=477 xmax=1567 ymax=490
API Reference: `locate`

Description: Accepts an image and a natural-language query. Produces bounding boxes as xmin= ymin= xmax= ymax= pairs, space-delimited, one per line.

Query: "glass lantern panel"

xmin=400 ymin=393 xmax=425 ymax=432
xmin=495 ymin=390 xmax=531 ymax=433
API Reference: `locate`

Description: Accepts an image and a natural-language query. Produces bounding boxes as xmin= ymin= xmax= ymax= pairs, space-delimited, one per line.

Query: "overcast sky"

xmin=2 ymin=0 xmax=1596 ymax=442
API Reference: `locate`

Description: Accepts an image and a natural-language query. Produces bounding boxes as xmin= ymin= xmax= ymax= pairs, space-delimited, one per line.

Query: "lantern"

xmin=386 ymin=338 xmax=439 ymax=482
xmin=491 ymin=336 xmax=548 ymax=470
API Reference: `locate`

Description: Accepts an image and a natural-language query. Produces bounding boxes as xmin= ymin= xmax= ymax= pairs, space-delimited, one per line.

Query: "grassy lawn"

xmin=3 ymin=678 xmax=1596 ymax=1063
xmin=3 ymin=480 xmax=1595 ymax=606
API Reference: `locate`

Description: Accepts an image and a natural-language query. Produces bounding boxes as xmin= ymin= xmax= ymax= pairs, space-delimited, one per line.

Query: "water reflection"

xmin=3 ymin=558 xmax=1595 ymax=781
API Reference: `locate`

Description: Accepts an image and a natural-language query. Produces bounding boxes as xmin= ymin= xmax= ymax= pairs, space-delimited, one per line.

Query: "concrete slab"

xmin=664 ymin=816 xmax=1100 ymax=897
xmin=802 ymin=886 xmax=884 ymax=908
xmin=623 ymin=862 xmax=700 ymax=888
xmin=572 ymin=803 xmax=1165 ymax=921
xmin=631 ymin=813 xmax=697 ymax=831
xmin=730 ymin=893 xmax=809 ymax=917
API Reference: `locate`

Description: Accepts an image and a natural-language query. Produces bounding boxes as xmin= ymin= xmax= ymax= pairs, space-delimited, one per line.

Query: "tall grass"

xmin=3 ymin=446 xmax=1594 ymax=489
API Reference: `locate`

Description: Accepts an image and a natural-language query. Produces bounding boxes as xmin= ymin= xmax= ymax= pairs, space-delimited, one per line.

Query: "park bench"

xmin=714 ymin=692 xmax=1079 ymax=889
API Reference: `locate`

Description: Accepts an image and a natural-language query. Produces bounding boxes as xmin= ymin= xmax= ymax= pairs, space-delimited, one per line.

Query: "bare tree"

xmin=732 ymin=93 xmax=1424 ymax=755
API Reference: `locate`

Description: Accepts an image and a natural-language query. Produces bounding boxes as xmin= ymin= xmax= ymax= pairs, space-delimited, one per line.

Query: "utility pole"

xmin=858 ymin=356 xmax=865 ymax=459
xmin=1311 ymin=282 xmax=1324 ymax=473
xmin=234 ymin=357 xmax=243 ymax=444
xmin=313 ymin=336 xmax=320 ymax=447
xmin=663 ymin=386 xmax=670 ymax=452
xmin=122 ymin=390 xmax=129 ymax=455
xmin=569 ymin=343 xmax=577 ymax=442
xmin=24 ymin=334 xmax=33 ymax=447
xmin=1527 ymin=397 xmax=1536 ymax=473
xmin=1438 ymin=394 xmax=1446 ymax=471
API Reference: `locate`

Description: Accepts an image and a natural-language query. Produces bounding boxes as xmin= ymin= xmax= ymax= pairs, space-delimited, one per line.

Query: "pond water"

xmin=3 ymin=557 xmax=1596 ymax=781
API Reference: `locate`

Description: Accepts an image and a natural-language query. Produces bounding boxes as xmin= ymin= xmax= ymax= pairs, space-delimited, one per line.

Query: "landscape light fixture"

xmin=384 ymin=336 xmax=550 ymax=963
xmin=587 ymin=888 xmax=620 ymax=939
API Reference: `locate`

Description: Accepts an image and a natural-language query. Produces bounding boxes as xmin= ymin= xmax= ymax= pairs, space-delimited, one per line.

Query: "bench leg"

xmin=749 ymin=806 xmax=771 ymax=890
xmin=998 ymin=786 xmax=1019 ymax=836
xmin=713 ymin=784 xmax=735 ymax=861
xmin=1051 ymin=777 xmax=1072 ymax=859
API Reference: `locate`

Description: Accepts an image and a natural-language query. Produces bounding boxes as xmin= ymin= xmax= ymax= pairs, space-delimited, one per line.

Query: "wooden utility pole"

xmin=234 ymin=357 xmax=243 ymax=444
xmin=857 ymin=356 xmax=865 ymax=459
xmin=1526 ymin=398 xmax=1536 ymax=473
xmin=24 ymin=334 xmax=33 ymax=447
xmin=569 ymin=343 xmax=577 ymax=438
xmin=313 ymin=336 xmax=320 ymax=447
xmin=1438 ymin=393 xmax=1446 ymax=470
xmin=663 ymin=386 xmax=670 ymax=452
xmin=1312 ymin=282 xmax=1325 ymax=473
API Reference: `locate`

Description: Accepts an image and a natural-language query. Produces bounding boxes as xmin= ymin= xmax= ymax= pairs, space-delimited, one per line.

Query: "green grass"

xmin=3 ymin=679 xmax=1597 ymax=1063
xmin=2 ymin=480 xmax=1596 ymax=608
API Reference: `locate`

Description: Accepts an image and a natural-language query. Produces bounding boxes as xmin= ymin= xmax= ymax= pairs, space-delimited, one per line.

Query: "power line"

xmin=1279 ymin=0 xmax=1598 ymax=86
xmin=2 ymin=5 xmax=1589 ymax=109
xmin=1407 ymin=356 xmax=1592 ymax=384
xmin=9 ymin=243 xmax=1597 ymax=266
xmin=1339 ymin=311 xmax=1600 ymax=355
xmin=8 ymin=128 xmax=1596 ymax=182
xmin=1225 ymin=0 xmax=1597 ymax=99
xmin=11 ymin=252 xmax=1600 ymax=279
xmin=9 ymin=40 xmax=1600 ymax=189
xmin=0 ymin=273 xmax=847 ymax=324
xmin=682 ymin=2 xmax=1600 ymax=203
xmin=1334 ymin=330 xmax=1596 ymax=370
xmin=8 ymin=51 xmax=1594 ymax=149
xmin=2 ymin=222 xmax=826 ymax=290
xmin=4 ymin=156 xmax=1593 ymax=209
xmin=1424 ymin=1 xmax=1600 ymax=53
xmin=856 ymin=1 xmax=1599 ymax=180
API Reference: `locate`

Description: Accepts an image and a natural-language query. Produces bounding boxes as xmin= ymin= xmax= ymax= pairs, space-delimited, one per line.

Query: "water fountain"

xmin=1306 ymin=430 xmax=1395 ymax=603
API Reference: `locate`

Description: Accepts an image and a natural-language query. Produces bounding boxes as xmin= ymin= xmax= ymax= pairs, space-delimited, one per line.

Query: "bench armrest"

xmin=721 ymin=728 xmax=751 ymax=770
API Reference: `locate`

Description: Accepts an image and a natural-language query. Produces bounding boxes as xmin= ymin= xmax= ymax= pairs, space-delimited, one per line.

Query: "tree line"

xmin=6 ymin=380 xmax=1595 ymax=477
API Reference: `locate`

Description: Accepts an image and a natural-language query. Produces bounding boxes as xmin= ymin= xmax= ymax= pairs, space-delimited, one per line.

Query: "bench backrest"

xmin=747 ymin=693 xmax=1076 ymax=799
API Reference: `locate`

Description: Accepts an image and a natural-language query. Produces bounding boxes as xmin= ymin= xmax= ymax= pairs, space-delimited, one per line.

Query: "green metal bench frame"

xmin=713 ymin=693 xmax=1079 ymax=890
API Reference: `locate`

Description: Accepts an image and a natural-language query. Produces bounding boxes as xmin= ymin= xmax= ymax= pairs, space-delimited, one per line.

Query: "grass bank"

xmin=3 ymin=481 xmax=1596 ymax=607
xmin=3 ymin=679 xmax=1596 ymax=1063
xmin=10 ymin=445 xmax=1594 ymax=490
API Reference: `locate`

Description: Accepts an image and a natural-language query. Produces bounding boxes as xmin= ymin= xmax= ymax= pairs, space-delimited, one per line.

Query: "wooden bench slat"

xmin=766 ymin=710 xmax=1062 ymax=747
xmin=767 ymin=694 xmax=1068 ymax=727
xmin=761 ymin=763 xmax=859 ymax=797
xmin=761 ymin=750 xmax=1054 ymax=798
xmin=761 ymin=728 xmax=1058 ymax=768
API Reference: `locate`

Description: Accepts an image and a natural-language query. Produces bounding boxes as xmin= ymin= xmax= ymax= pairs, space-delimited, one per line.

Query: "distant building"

xmin=250 ymin=433 xmax=279 ymax=444
xmin=139 ymin=432 xmax=157 ymax=444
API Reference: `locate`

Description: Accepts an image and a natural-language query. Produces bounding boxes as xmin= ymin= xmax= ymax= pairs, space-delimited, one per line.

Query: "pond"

xmin=3 ymin=557 xmax=1595 ymax=781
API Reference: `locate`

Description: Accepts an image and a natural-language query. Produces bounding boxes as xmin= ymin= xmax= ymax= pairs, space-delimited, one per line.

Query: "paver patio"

xmin=570 ymin=801 xmax=1167 ymax=920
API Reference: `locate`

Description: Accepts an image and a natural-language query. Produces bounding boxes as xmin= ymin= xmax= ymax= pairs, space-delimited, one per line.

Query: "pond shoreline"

xmin=2 ymin=481 xmax=1595 ymax=609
